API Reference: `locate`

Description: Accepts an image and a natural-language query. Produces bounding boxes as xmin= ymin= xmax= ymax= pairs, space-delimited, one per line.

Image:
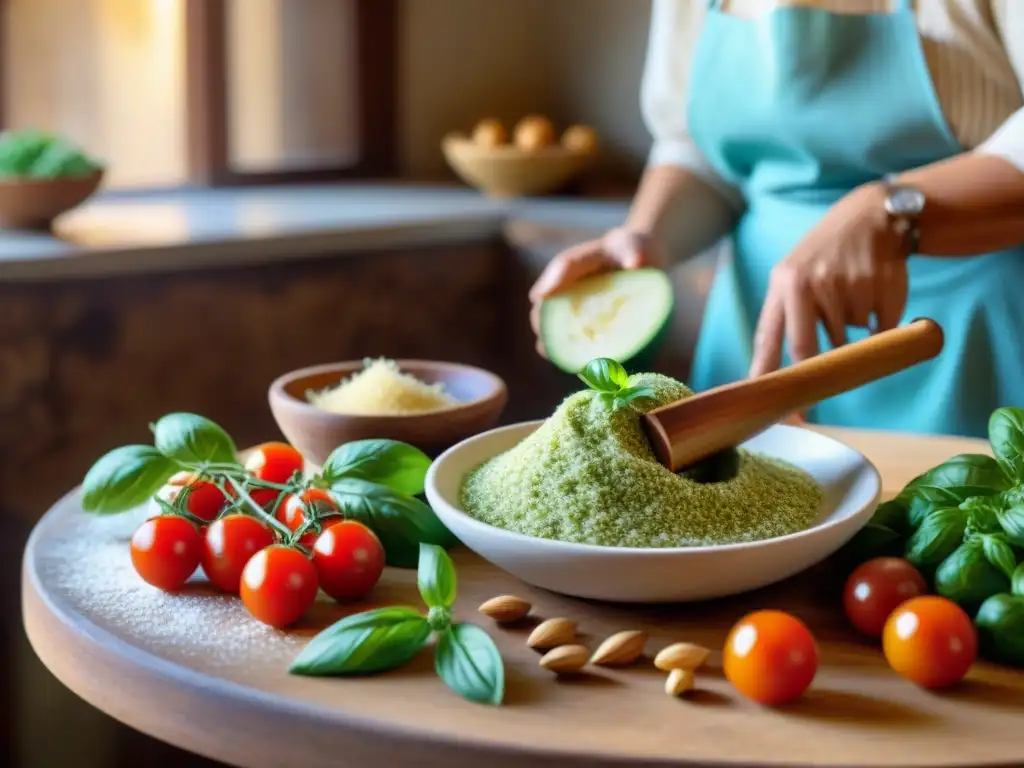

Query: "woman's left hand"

xmin=749 ymin=183 xmax=910 ymax=378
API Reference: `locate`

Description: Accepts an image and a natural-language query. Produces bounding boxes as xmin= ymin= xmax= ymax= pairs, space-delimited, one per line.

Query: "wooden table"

xmin=22 ymin=428 xmax=1024 ymax=768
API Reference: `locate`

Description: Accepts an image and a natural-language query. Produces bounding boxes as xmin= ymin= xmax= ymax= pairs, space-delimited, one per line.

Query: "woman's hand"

xmin=529 ymin=227 xmax=667 ymax=357
xmin=749 ymin=183 xmax=910 ymax=378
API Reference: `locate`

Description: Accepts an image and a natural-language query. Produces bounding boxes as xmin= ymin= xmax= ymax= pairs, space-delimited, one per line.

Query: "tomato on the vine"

xmin=278 ymin=488 xmax=344 ymax=547
xmin=201 ymin=514 xmax=276 ymax=593
xmin=130 ymin=515 xmax=203 ymax=591
xmin=723 ymin=610 xmax=819 ymax=706
xmin=243 ymin=442 xmax=305 ymax=508
xmin=843 ymin=557 xmax=928 ymax=638
xmin=240 ymin=545 xmax=319 ymax=628
xmin=164 ymin=472 xmax=230 ymax=524
xmin=882 ymin=595 xmax=977 ymax=689
xmin=312 ymin=520 xmax=385 ymax=602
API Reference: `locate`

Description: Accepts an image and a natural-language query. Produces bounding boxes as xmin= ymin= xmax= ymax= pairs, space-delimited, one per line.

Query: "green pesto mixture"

xmin=459 ymin=373 xmax=824 ymax=547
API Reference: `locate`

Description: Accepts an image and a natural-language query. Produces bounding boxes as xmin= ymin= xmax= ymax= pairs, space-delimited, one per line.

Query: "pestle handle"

xmin=641 ymin=318 xmax=945 ymax=473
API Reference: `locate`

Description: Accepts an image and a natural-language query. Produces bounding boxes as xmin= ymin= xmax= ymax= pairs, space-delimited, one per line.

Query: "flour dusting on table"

xmin=36 ymin=504 xmax=307 ymax=667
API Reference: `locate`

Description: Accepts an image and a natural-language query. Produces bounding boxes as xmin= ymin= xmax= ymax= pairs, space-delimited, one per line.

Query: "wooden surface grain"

xmin=22 ymin=427 xmax=1024 ymax=768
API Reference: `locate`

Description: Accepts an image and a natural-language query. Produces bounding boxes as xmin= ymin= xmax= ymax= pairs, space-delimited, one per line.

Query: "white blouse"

xmin=642 ymin=0 xmax=1024 ymax=209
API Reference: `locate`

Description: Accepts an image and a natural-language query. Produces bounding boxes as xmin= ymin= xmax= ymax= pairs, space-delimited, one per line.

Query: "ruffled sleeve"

xmin=639 ymin=0 xmax=744 ymax=208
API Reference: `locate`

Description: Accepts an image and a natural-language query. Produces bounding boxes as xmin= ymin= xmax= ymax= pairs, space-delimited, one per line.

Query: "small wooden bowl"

xmin=0 ymin=170 xmax=103 ymax=230
xmin=268 ymin=360 xmax=509 ymax=465
xmin=442 ymin=135 xmax=595 ymax=198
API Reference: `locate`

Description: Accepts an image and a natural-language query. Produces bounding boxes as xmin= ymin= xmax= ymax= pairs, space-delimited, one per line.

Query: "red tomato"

xmin=723 ymin=610 xmax=819 ymax=706
xmin=882 ymin=596 xmax=977 ymax=689
xmin=312 ymin=520 xmax=385 ymax=602
xmin=130 ymin=515 xmax=203 ymax=591
xmin=278 ymin=488 xmax=344 ymax=547
xmin=240 ymin=545 xmax=319 ymax=628
xmin=166 ymin=472 xmax=229 ymax=524
xmin=201 ymin=514 xmax=277 ymax=593
xmin=244 ymin=442 xmax=304 ymax=508
xmin=843 ymin=557 xmax=928 ymax=638
xmin=245 ymin=442 xmax=304 ymax=484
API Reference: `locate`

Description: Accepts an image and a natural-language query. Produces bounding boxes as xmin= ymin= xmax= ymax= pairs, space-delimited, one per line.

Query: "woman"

xmin=530 ymin=0 xmax=1024 ymax=438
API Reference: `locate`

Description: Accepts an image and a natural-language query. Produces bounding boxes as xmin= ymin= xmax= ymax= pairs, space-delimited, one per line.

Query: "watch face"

xmin=886 ymin=186 xmax=926 ymax=216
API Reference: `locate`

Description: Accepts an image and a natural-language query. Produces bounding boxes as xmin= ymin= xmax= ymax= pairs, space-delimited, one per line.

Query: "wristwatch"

xmin=881 ymin=175 xmax=925 ymax=255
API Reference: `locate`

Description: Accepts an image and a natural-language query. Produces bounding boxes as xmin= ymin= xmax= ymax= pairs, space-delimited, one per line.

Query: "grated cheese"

xmin=306 ymin=357 xmax=456 ymax=415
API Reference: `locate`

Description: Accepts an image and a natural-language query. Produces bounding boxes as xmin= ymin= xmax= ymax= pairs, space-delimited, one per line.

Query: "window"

xmin=1 ymin=0 xmax=397 ymax=189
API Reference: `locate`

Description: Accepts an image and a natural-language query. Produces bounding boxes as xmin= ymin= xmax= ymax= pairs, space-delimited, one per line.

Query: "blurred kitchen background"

xmin=0 ymin=2 xmax=715 ymax=764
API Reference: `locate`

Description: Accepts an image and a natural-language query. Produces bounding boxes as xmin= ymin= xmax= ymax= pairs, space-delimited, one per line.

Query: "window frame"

xmin=185 ymin=0 xmax=397 ymax=186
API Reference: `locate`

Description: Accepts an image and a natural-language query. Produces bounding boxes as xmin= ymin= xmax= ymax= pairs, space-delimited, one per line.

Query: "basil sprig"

xmin=578 ymin=357 xmax=655 ymax=412
xmin=290 ymin=543 xmax=504 ymax=705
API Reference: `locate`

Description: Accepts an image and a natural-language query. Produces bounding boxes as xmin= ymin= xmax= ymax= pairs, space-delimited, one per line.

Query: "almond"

xmin=665 ymin=668 xmax=695 ymax=697
xmin=590 ymin=630 xmax=647 ymax=667
xmin=527 ymin=618 xmax=576 ymax=650
xmin=654 ymin=642 xmax=711 ymax=672
xmin=539 ymin=644 xmax=589 ymax=674
xmin=478 ymin=595 xmax=531 ymax=623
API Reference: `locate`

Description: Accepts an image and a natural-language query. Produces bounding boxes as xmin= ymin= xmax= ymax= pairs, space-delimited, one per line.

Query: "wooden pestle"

xmin=641 ymin=318 xmax=945 ymax=473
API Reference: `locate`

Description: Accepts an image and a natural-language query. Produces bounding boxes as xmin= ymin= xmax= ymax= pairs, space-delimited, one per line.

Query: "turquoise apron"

xmin=686 ymin=0 xmax=1024 ymax=438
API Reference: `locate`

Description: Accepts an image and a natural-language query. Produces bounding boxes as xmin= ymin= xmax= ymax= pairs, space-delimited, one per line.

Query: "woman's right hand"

xmin=528 ymin=226 xmax=666 ymax=357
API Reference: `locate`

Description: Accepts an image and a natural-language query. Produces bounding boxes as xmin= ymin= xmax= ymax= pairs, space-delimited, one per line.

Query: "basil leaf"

xmin=996 ymin=503 xmax=1024 ymax=547
xmin=974 ymin=593 xmax=1024 ymax=667
xmin=981 ymin=534 xmax=1019 ymax=580
xmin=434 ymin=623 xmax=504 ymax=705
xmin=321 ymin=439 xmax=431 ymax=496
xmin=82 ymin=445 xmax=178 ymax=513
xmin=935 ymin=538 xmax=1009 ymax=611
xmin=962 ymin=496 xmax=1004 ymax=537
xmin=578 ymin=357 xmax=628 ymax=393
xmin=836 ymin=522 xmax=903 ymax=566
xmin=152 ymin=413 xmax=237 ymax=465
xmin=906 ymin=496 xmax=937 ymax=530
xmin=872 ymin=498 xmax=913 ymax=536
xmin=989 ymin=407 xmax=1024 ymax=481
xmin=418 ymin=543 xmax=457 ymax=609
xmin=330 ymin=479 xmax=457 ymax=568
xmin=904 ymin=507 xmax=966 ymax=570
xmin=901 ymin=454 xmax=1011 ymax=506
xmin=289 ymin=606 xmax=431 ymax=676
xmin=1012 ymin=562 xmax=1024 ymax=597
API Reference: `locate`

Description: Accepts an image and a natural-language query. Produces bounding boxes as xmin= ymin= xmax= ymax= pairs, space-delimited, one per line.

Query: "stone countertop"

xmin=0 ymin=184 xmax=631 ymax=282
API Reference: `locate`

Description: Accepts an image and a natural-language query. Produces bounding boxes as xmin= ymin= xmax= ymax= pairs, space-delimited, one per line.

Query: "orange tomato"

xmin=723 ymin=610 xmax=819 ymax=706
xmin=882 ymin=595 xmax=977 ymax=689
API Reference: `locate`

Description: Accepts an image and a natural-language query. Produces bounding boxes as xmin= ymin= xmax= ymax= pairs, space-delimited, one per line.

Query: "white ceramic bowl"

xmin=425 ymin=421 xmax=881 ymax=603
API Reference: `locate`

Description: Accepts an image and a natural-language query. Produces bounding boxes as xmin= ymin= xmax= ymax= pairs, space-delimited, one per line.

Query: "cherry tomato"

xmin=723 ymin=610 xmax=819 ymax=706
xmin=882 ymin=595 xmax=977 ymax=689
xmin=312 ymin=520 xmax=385 ymax=602
xmin=843 ymin=557 xmax=928 ymax=638
xmin=164 ymin=472 xmax=230 ymax=524
xmin=240 ymin=545 xmax=319 ymax=628
xmin=244 ymin=442 xmax=304 ymax=508
xmin=201 ymin=514 xmax=277 ymax=593
xmin=278 ymin=488 xmax=344 ymax=547
xmin=130 ymin=515 xmax=203 ymax=591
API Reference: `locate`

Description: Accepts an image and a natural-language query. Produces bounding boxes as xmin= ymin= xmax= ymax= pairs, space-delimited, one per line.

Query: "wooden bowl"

xmin=442 ymin=135 xmax=595 ymax=198
xmin=268 ymin=360 xmax=509 ymax=465
xmin=0 ymin=170 xmax=103 ymax=230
